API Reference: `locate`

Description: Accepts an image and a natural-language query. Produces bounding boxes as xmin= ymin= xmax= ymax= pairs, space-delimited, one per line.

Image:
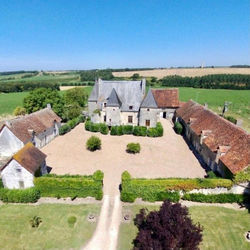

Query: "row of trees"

xmin=0 ymin=82 xmax=59 ymax=93
xmin=21 ymin=87 xmax=88 ymax=121
xmin=80 ymin=69 xmax=114 ymax=81
xmin=160 ymin=74 xmax=250 ymax=89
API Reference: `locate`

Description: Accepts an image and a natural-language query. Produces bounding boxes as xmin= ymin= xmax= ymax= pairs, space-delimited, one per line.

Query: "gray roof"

xmin=140 ymin=89 xmax=158 ymax=108
xmin=107 ymin=88 xmax=122 ymax=107
xmin=88 ymin=79 xmax=145 ymax=111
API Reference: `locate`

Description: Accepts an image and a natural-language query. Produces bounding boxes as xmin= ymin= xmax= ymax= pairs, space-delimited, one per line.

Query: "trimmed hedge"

xmin=34 ymin=171 xmax=103 ymax=200
xmin=86 ymin=136 xmax=101 ymax=151
xmin=182 ymin=193 xmax=245 ymax=203
xmin=59 ymin=115 xmax=85 ymax=135
xmin=85 ymin=121 xmax=108 ymax=134
xmin=126 ymin=143 xmax=141 ymax=154
xmin=174 ymin=122 xmax=183 ymax=134
xmin=0 ymin=187 xmax=40 ymax=203
xmin=147 ymin=122 xmax=163 ymax=137
xmin=120 ymin=171 xmax=233 ymax=202
xmin=133 ymin=126 xmax=147 ymax=136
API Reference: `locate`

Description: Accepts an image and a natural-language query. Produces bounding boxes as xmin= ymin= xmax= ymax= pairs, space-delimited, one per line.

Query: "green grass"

xmin=118 ymin=205 xmax=250 ymax=250
xmin=0 ymin=92 xmax=29 ymax=116
xmin=0 ymin=204 xmax=100 ymax=250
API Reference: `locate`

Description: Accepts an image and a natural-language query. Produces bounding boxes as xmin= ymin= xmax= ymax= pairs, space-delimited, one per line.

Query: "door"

xmin=146 ymin=120 xmax=150 ymax=127
xmin=163 ymin=112 xmax=167 ymax=119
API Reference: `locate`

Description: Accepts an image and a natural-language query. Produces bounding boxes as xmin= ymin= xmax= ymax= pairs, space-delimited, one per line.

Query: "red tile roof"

xmin=152 ymin=89 xmax=180 ymax=108
xmin=6 ymin=108 xmax=61 ymax=143
xmin=176 ymin=100 xmax=250 ymax=174
xmin=2 ymin=142 xmax=47 ymax=174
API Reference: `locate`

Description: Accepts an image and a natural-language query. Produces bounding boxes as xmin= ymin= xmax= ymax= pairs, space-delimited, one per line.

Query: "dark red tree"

xmin=133 ymin=200 xmax=203 ymax=250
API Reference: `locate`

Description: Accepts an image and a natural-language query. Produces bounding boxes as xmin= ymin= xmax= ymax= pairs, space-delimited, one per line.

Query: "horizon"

xmin=0 ymin=0 xmax=249 ymax=71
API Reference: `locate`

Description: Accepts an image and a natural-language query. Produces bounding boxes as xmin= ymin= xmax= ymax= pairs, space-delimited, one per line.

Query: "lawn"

xmin=0 ymin=204 xmax=100 ymax=250
xmin=118 ymin=205 xmax=250 ymax=250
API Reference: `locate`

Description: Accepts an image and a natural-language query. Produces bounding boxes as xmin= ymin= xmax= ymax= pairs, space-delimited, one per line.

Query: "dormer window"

xmin=129 ymin=106 xmax=133 ymax=110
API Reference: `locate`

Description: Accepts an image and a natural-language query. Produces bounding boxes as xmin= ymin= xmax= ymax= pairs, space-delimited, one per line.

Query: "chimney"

xmin=215 ymin=145 xmax=231 ymax=163
xmin=204 ymin=103 xmax=208 ymax=109
xmin=200 ymin=130 xmax=212 ymax=144
xmin=141 ymin=78 xmax=146 ymax=96
xmin=47 ymin=103 xmax=51 ymax=109
xmin=236 ymin=119 xmax=243 ymax=128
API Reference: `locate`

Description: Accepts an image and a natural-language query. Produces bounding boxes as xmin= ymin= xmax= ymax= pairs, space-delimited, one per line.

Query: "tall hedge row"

xmin=34 ymin=170 xmax=104 ymax=200
xmin=120 ymin=171 xmax=233 ymax=202
xmin=59 ymin=115 xmax=85 ymax=135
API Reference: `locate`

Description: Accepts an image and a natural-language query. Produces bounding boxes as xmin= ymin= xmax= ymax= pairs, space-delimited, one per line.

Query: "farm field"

xmin=0 ymin=204 xmax=100 ymax=250
xmin=118 ymin=205 xmax=250 ymax=250
xmin=113 ymin=67 xmax=250 ymax=78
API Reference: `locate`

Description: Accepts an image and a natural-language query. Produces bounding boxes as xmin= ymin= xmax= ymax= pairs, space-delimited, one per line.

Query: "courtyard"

xmin=42 ymin=119 xmax=206 ymax=196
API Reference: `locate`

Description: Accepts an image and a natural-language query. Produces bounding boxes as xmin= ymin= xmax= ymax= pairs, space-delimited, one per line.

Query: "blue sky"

xmin=0 ymin=0 xmax=249 ymax=71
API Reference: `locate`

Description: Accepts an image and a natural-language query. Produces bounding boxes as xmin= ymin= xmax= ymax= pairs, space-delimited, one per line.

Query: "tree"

xmin=63 ymin=103 xmax=82 ymax=120
xmin=132 ymin=73 xmax=140 ymax=80
xmin=63 ymin=87 xmax=88 ymax=107
xmin=23 ymin=88 xmax=64 ymax=118
xmin=86 ymin=136 xmax=101 ymax=151
xmin=133 ymin=200 xmax=203 ymax=250
xmin=13 ymin=106 xmax=26 ymax=116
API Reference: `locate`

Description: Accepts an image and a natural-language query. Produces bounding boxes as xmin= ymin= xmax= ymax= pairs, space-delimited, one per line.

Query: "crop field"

xmin=113 ymin=67 xmax=250 ymax=79
xmin=118 ymin=205 xmax=250 ymax=250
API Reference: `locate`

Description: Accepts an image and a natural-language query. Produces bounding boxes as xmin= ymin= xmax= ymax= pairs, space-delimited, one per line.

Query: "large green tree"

xmin=23 ymin=88 xmax=64 ymax=117
xmin=63 ymin=87 xmax=88 ymax=107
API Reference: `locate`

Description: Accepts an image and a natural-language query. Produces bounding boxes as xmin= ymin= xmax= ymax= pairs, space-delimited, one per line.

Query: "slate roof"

xmin=88 ymin=79 xmax=145 ymax=112
xmin=2 ymin=142 xmax=47 ymax=174
xmin=176 ymin=100 xmax=250 ymax=174
xmin=107 ymin=88 xmax=122 ymax=107
xmin=141 ymin=89 xmax=180 ymax=108
xmin=5 ymin=107 xmax=61 ymax=144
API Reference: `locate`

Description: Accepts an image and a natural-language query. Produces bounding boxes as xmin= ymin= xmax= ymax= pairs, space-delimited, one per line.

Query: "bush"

xmin=174 ymin=122 xmax=183 ymax=134
xmin=13 ymin=106 xmax=26 ymax=116
xmin=233 ymin=166 xmax=250 ymax=184
xmin=59 ymin=115 xmax=85 ymax=135
xmin=123 ymin=125 xmax=134 ymax=134
xmin=225 ymin=116 xmax=237 ymax=124
xmin=86 ymin=136 xmax=101 ymax=151
xmin=120 ymin=171 xmax=233 ymax=202
xmin=0 ymin=187 xmax=40 ymax=203
xmin=126 ymin=143 xmax=141 ymax=154
xmin=59 ymin=124 xmax=71 ymax=135
xmin=34 ymin=171 xmax=103 ymax=200
xmin=68 ymin=216 xmax=77 ymax=227
xmin=99 ymin=123 xmax=109 ymax=135
xmin=206 ymin=171 xmax=219 ymax=178
xmin=30 ymin=216 xmax=42 ymax=228
xmin=182 ymin=193 xmax=244 ymax=203
xmin=133 ymin=126 xmax=147 ymax=136
xmin=147 ymin=122 xmax=163 ymax=137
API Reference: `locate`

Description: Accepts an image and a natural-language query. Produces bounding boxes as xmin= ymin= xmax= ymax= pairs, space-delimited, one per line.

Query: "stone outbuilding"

xmin=1 ymin=142 xmax=47 ymax=189
xmin=139 ymin=88 xmax=181 ymax=127
xmin=0 ymin=105 xmax=61 ymax=158
xmin=175 ymin=100 xmax=250 ymax=178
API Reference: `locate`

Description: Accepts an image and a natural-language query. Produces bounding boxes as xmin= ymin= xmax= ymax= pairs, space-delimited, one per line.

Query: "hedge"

xmin=182 ymin=193 xmax=245 ymax=203
xmin=59 ymin=115 xmax=85 ymax=135
xmin=34 ymin=171 xmax=103 ymax=200
xmin=0 ymin=187 xmax=40 ymax=203
xmin=174 ymin=122 xmax=183 ymax=134
xmin=120 ymin=171 xmax=233 ymax=202
xmin=85 ymin=121 xmax=108 ymax=134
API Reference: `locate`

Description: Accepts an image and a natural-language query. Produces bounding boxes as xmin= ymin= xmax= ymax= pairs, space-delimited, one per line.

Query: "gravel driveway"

xmin=42 ymin=119 xmax=205 ymax=196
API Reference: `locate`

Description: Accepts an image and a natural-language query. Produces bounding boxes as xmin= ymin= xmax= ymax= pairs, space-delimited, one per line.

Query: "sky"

xmin=0 ymin=0 xmax=249 ymax=71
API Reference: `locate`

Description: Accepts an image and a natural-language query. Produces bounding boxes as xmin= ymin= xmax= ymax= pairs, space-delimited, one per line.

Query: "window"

xmin=104 ymin=115 xmax=106 ymax=122
xmin=146 ymin=120 xmax=150 ymax=127
xmin=129 ymin=106 xmax=133 ymax=110
xmin=128 ymin=116 xmax=133 ymax=123
xmin=19 ymin=181 xmax=24 ymax=189
xmin=16 ymin=168 xmax=21 ymax=173
xmin=147 ymin=108 xmax=150 ymax=111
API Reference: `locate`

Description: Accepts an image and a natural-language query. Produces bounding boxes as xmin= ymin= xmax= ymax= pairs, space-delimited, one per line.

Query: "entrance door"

xmin=146 ymin=120 xmax=150 ymax=127
xmin=163 ymin=112 xmax=167 ymax=119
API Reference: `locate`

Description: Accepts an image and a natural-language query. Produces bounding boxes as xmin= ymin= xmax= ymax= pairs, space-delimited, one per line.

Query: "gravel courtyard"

xmin=42 ymin=119 xmax=206 ymax=195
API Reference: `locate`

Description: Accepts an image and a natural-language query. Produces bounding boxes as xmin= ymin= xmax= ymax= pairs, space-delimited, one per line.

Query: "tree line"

xmin=160 ymin=74 xmax=250 ymax=89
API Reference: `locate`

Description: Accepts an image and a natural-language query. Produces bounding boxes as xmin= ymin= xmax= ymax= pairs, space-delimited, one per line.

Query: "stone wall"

xmin=120 ymin=112 xmax=139 ymax=126
xmin=139 ymin=108 xmax=160 ymax=127
xmin=106 ymin=107 xmax=121 ymax=126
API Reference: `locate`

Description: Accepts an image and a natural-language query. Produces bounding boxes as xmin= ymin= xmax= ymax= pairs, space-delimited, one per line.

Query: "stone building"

xmin=139 ymin=88 xmax=181 ymax=127
xmin=0 ymin=105 xmax=61 ymax=158
xmin=88 ymin=78 xmax=146 ymax=126
xmin=1 ymin=142 xmax=47 ymax=189
xmin=175 ymin=100 xmax=250 ymax=178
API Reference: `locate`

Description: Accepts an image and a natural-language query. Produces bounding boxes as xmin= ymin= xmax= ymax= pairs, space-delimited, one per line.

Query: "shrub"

xmin=182 ymin=193 xmax=244 ymax=203
xmin=225 ymin=116 xmax=237 ymax=124
xmin=155 ymin=122 xmax=163 ymax=136
xmin=34 ymin=171 xmax=103 ymax=200
xmin=30 ymin=216 xmax=42 ymax=228
xmin=86 ymin=136 xmax=101 ymax=151
xmin=122 ymin=171 xmax=131 ymax=181
xmin=126 ymin=143 xmax=141 ymax=154
xmin=133 ymin=201 xmax=203 ymax=249
xmin=59 ymin=124 xmax=71 ymax=135
xmin=123 ymin=125 xmax=134 ymax=134
xmin=157 ymin=191 xmax=180 ymax=202
xmin=68 ymin=216 xmax=77 ymax=227
xmin=133 ymin=126 xmax=147 ymax=136
xmin=13 ymin=106 xmax=26 ymax=116
xmin=0 ymin=187 xmax=40 ymax=203
xmin=174 ymin=122 xmax=183 ymax=134
xmin=110 ymin=126 xmax=123 ymax=136
xmin=120 ymin=192 xmax=136 ymax=202
xmin=85 ymin=120 xmax=91 ymax=131
xmin=99 ymin=123 xmax=109 ymax=135
xmin=147 ymin=123 xmax=163 ymax=137
xmin=206 ymin=171 xmax=219 ymax=178
xmin=233 ymin=166 xmax=250 ymax=184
